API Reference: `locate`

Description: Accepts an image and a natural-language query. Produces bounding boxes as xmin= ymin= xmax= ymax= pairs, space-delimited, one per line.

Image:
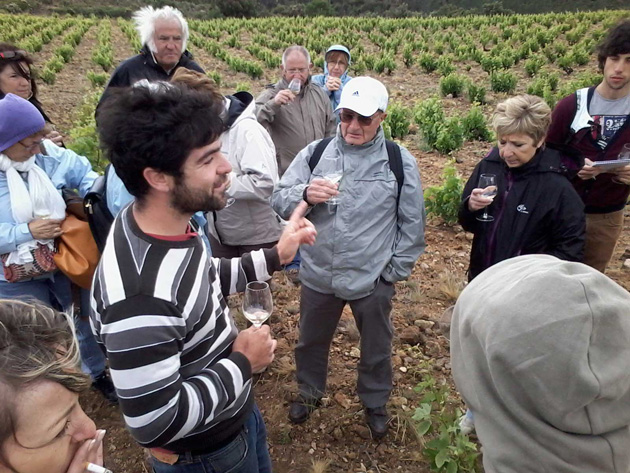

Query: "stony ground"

xmin=32 ymin=18 xmax=630 ymax=473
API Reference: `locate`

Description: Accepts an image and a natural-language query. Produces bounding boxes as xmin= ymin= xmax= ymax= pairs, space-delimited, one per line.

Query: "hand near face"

xmin=66 ymin=429 xmax=105 ymax=473
xmin=306 ymin=178 xmax=338 ymax=204
xmin=325 ymin=76 xmax=342 ymax=91
xmin=468 ymin=188 xmax=495 ymax=212
xmin=274 ymin=89 xmax=296 ymax=106
xmin=45 ymin=130 xmax=64 ymax=147
xmin=276 ymin=201 xmax=317 ymax=264
xmin=29 ymin=218 xmax=64 ymax=239
xmin=577 ymin=158 xmax=604 ymax=180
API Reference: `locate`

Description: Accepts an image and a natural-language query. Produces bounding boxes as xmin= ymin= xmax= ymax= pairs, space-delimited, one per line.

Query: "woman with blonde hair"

xmin=0 ymin=299 xmax=106 ymax=473
xmin=459 ymin=94 xmax=585 ymax=281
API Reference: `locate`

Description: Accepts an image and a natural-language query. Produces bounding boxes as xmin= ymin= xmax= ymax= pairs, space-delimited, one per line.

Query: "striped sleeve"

xmin=98 ymin=295 xmax=252 ymax=448
xmin=213 ymin=247 xmax=281 ymax=297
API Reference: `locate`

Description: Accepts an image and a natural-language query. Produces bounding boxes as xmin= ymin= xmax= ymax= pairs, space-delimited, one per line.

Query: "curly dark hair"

xmin=97 ymin=81 xmax=226 ymax=200
xmin=597 ymin=19 xmax=630 ymax=71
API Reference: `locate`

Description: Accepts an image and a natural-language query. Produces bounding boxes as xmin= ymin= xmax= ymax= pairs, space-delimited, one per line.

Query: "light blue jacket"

xmin=0 ymin=142 xmax=98 ymax=281
xmin=271 ymin=127 xmax=426 ymax=300
xmin=311 ymin=45 xmax=352 ymax=114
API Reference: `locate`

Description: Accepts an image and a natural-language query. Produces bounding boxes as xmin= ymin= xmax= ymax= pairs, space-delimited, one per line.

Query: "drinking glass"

xmin=476 ymin=173 xmax=497 ymax=222
xmin=322 ymin=155 xmax=343 ymax=207
xmin=242 ymin=281 xmax=273 ymax=328
xmin=288 ymin=78 xmax=301 ymax=96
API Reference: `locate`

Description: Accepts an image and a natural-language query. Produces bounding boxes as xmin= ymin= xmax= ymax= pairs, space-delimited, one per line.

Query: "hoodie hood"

xmin=322 ymin=44 xmax=351 ymax=78
xmin=451 ymin=254 xmax=630 ymax=473
xmin=224 ymin=91 xmax=254 ymax=128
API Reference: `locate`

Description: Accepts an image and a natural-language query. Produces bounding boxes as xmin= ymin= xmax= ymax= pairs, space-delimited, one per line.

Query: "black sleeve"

xmin=546 ymin=185 xmax=585 ymax=262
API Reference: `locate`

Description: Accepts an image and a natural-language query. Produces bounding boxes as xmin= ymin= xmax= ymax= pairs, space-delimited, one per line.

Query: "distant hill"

xmin=1 ymin=0 xmax=627 ymax=18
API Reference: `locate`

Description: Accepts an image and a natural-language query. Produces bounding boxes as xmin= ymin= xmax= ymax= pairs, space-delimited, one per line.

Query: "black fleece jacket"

xmin=459 ymin=147 xmax=585 ymax=281
xmin=97 ymin=45 xmax=204 ymax=110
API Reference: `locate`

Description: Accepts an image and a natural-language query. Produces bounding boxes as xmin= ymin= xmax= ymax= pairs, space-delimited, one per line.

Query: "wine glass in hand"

xmin=288 ymin=78 xmax=301 ymax=96
xmin=242 ymin=281 xmax=273 ymax=328
xmin=476 ymin=173 xmax=497 ymax=222
xmin=322 ymin=155 xmax=343 ymax=206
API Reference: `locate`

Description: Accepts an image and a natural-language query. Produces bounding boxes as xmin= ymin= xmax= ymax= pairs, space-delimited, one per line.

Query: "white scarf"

xmin=0 ymin=153 xmax=66 ymax=265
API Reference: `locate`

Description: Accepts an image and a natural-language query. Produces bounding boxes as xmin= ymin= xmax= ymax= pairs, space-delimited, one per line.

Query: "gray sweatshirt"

xmin=451 ymin=254 xmax=630 ymax=473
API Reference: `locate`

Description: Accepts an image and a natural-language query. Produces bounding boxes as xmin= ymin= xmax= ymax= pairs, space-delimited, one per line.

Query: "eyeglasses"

xmin=327 ymin=60 xmax=348 ymax=68
xmin=0 ymin=50 xmax=27 ymax=60
xmin=18 ymin=137 xmax=44 ymax=149
xmin=339 ymin=110 xmax=381 ymax=126
xmin=286 ymin=67 xmax=308 ymax=74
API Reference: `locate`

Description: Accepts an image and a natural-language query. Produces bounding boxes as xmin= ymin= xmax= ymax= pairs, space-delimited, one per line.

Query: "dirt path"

xmin=37 ymin=23 xmax=97 ymax=134
xmin=111 ymin=19 xmax=136 ymax=67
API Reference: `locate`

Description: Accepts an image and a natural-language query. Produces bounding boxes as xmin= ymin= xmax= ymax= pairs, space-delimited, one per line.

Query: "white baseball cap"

xmin=334 ymin=76 xmax=388 ymax=116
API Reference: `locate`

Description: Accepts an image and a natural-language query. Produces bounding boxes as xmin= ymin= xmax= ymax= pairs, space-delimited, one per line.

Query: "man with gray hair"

xmin=98 ymin=5 xmax=204 ymax=107
xmin=256 ymin=45 xmax=336 ymax=177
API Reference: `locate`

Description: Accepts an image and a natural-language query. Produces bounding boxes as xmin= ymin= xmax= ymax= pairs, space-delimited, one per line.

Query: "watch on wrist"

xmin=303 ymin=186 xmax=312 ymax=206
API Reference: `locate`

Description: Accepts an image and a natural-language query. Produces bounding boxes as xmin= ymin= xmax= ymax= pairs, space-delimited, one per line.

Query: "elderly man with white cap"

xmin=272 ymin=76 xmax=426 ymax=438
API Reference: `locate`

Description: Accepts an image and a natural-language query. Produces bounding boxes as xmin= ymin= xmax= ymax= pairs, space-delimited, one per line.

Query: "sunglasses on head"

xmin=0 ymin=50 xmax=27 ymax=60
xmin=339 ymin=110 xmax=380 ymax=126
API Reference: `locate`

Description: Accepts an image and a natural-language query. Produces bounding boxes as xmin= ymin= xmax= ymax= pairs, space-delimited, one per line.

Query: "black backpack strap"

xmin=308 ymin=137 xmax=335 ymax=172
xmin=84 ymin=164 xmax=114 ymax=253
xmin=385 ymin=140 xmax=404 ymax=208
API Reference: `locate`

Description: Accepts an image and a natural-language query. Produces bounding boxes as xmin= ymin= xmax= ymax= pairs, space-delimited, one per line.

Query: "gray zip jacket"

xmin=272 ymin=127 xmax=426 ymax=300
xmin=256 ymin=78 xmax=336 ymax=176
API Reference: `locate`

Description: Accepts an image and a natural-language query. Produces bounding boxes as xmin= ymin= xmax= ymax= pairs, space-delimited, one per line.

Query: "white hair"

xmin=282 ymin=45 xmax=311 ymax=68
xmin=133 ymin=6 xmax=189 ymax=54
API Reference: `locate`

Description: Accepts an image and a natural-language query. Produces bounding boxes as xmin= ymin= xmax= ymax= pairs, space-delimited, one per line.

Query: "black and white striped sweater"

xmin=89 ymin=205 xmax=280 ymax=452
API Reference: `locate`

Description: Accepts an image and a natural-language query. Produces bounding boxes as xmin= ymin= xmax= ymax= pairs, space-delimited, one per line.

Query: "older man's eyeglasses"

xmin=0 ymin=50 xmax=27 ymax=60
xmin=286 ymin=67 xmax=308 ymax=74
xmin=339 ymin=111 xmax=380 ymax=126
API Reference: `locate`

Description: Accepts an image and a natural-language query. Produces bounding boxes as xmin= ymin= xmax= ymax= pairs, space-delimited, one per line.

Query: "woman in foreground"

xmin=0 ymin=299 xmax=106 ymax=473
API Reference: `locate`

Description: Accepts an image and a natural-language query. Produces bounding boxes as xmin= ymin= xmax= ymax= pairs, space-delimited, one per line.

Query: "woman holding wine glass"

xmin=459 ymin=94 xmax=586 ymax=281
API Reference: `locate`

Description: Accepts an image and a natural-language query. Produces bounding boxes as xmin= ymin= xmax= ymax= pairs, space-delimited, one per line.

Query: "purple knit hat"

xmin=0 ymin=94 xmax=45 ymax=152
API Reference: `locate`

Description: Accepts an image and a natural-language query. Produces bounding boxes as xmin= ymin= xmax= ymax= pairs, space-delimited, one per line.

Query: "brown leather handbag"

xmin=54 ymin=214 xmax=100 ymax=289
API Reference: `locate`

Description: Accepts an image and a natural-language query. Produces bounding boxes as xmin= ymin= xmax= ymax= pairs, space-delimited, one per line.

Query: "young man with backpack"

xmin=272 ymin=76 xmax=426 ymax=438
xmin=547 ymin=20 xmax=630 ymax=273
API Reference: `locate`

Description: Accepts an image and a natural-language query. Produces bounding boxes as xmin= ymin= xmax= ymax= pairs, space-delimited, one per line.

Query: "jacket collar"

xmin=140 ymin=44 xmax=195 ymax=74
xmin=488 ymin=147 xmax=564 ymax=178
xmin=337 ymin=126 xmax=385 ymax=153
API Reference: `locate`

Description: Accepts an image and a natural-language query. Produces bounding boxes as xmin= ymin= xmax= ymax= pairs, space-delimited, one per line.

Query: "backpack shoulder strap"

xmin=385 ymin=140 xmax=404 ymax=207
xmin=308 ymin=137 xmax=335 ymax=172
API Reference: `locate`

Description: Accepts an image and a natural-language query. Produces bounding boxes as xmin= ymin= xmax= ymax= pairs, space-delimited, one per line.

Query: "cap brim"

xmin=334 ymin=99 xmax=378 ymax=117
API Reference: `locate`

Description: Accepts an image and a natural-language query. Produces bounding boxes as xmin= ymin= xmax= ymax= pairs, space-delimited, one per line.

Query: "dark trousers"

xmin=295 ymin=280 xmax=395 ymax=408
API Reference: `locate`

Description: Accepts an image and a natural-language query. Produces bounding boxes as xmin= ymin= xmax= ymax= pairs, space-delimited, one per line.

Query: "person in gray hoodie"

xmin=451 ymin=254 xmax=630 ymax=473
xmin=272 ymin=77 xmax=426 ymax=438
